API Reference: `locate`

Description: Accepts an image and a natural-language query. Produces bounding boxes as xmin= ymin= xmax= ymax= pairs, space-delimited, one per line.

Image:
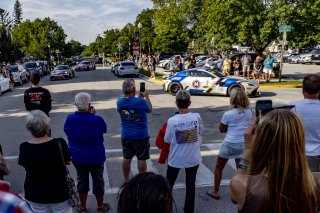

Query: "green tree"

xmin=101 ymin=29 xmax=121 ymax=55
xmin=195 ymin=0 xmax=320 ymax=53
xmin=81 ymin=43 xmax=97 ymax=56
xmin=152 ymin=1 xmax=190 ymax=52
xmin=13 ymin=0 xmax=23 ymax=27
xmin=64 ymin=39 xmax=84 ymax=58
xmin=0 ymin=10 xmax=15 ymax=62
xmin=135 ymin=9 xmax=156 ymax=54
xmin=12 ymin=17 xmax=66 ymax=59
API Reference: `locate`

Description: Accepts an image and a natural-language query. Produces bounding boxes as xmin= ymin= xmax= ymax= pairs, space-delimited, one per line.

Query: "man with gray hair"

xmin=289 ymin=74 xmax=320 ymax=172
xmin=117 ymin=79 xmax=152 ymax=182
xmin=64 ymin=92 xmax=110 ymax=212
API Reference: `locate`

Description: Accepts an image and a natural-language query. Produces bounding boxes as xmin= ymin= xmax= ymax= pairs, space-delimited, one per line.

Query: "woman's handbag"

xmin=57 ymin=139 xmax=80 ymax=208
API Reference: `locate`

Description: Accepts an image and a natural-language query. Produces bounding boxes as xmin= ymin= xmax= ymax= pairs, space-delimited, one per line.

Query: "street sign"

xmin=279 ymin=25 xmax=291 ymax=32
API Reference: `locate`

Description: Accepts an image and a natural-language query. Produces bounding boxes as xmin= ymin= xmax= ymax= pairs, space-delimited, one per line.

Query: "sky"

xmin=0 ymin=0 xmax=153 ymax=45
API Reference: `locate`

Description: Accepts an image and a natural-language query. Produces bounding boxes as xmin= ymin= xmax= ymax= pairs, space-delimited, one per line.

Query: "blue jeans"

xmin=166 ymin=164 xmax=199 ymax=213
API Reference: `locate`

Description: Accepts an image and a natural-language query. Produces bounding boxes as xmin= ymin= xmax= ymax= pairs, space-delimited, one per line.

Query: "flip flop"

xmin=97 ymin=203 xmax=111 ymax=213
xmin=206 ymin=190 xmax=220 ymax=200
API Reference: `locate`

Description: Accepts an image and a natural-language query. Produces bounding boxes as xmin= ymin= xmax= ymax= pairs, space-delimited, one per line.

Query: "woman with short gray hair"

xmin=164 ymin=90 xmax=203 ymax=213
xmin=75 ymin=92 xmax=91 ymax=111
xmin=18 ymin=110 xmax=72 ymax=213
xmin=207 ymin=88 xmax=252 ymax=200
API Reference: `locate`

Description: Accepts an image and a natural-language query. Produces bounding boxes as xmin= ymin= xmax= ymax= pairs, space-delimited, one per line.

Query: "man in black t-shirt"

xmin=24 ymin=73 xmax=52 ymax=116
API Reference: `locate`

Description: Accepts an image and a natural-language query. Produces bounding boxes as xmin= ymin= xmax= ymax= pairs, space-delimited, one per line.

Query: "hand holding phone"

xmin=255 ymin=100 xmax=272 ymax=123
xmin=140 ymin=82 xmax=145 ymax=93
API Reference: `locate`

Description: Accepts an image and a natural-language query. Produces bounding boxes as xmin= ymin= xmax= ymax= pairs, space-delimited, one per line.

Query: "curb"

xmin=259 ymin=84 xmax=302 ymax=89
xmin=139 ymin=74 xmax=163 ymax=85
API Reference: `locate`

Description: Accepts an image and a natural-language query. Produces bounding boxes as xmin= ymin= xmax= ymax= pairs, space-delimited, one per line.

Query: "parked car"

xmin=50 ymin=65 xmax=75 ymax=81
xmin=283 ymin=53 xmax=300 ymax=62
xmin=288 ymin=54 xmax=301 ymax=63
xmin=196 ymin=55 xmax=219 ymax=68
xmin=9 ymin=65 xmax=29 ymax=85
xmin=163 ymin=68 xmax=260 ymax=97
xmin=23 ymin=62 xmax=43 ymax=77
xmin=0 ymin=75 xmax=13 ymax=96
xmin=195 ymin=55 xmax=210 ymax=63
xmin=36 ymin=61 xmax=49 ymax=75
xmin=159 ymin=55 xmax=183 ymax=70
xmin=156 ymin=53 xmax=184 ymax=63
xmin=115 ymin=61 xmax=139 ymax=77
xmin=300 ymin=49 xmax=320 ymax=64
xmin=74 ymin=61 xmax=96 ymax=71
xmin=111 ymin=62 xmax=120 ymax=74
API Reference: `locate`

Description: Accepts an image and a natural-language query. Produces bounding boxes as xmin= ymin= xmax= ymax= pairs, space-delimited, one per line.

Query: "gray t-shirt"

xmin=241 ymin=54 xmax=252 ymax=66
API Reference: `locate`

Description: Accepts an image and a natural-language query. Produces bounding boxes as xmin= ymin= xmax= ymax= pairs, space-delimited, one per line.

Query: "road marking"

xmin=4 ymin=142 xmax=225 ymax=160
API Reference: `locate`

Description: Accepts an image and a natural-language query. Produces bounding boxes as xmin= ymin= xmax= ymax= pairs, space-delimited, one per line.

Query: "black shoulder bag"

xmin=57 ymin=138 xmax=80 ymax=208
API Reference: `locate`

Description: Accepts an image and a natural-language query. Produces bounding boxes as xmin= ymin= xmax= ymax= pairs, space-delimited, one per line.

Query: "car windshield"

xmin=121 ymin=62 xmax=135 ymax=66
xmin=54 ymin=65 xmax=68 ymax=70
xmin=25 ymin=63 xmax=37 ymax=68
xmin=310 ymin=49 xmax=320 ymax=54
xmin=210 ymin=70 xmax=224 ymax=77
xmin=10 ymin=66 xmax=19 ymax=72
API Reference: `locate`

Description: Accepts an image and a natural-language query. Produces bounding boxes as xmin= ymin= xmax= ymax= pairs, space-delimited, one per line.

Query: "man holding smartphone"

xmin=289 ymin=74 xmax=320 ymax=172
xmin=117 ymin=79 xmax=153 ymax=182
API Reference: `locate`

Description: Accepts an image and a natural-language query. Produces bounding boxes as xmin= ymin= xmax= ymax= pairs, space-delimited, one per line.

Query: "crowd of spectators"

xmin=0 ymin=73 xmax=319 ymax=213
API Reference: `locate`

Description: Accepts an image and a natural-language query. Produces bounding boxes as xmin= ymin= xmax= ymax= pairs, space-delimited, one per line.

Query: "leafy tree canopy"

xmin=12 ymin=17 xmax=66 ymax=59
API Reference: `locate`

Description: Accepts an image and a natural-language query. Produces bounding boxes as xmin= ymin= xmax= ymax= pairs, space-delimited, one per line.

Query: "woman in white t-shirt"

xmin=164 ymin=90 xmax=203 ymax=213
xmin=207 ymin=88 xmax=252 ymax=199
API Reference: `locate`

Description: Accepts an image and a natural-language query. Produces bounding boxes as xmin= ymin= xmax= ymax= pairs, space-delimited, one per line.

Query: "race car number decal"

xmin=192 ymin=80 xmax=201 ymax=88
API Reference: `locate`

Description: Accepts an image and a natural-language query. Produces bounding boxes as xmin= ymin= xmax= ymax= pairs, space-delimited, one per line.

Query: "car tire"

xmin=0 ymin=87 xmax=2 ymax=96
xmin=227 ymin=84 xmax=243 ymax=96
xmin=19 ymin=78 xmax=23 ymax=86
xmin=9 ymin=82 xmax=14 ymax=91
xmin=168 ymin=82 xmax=182 ymax=96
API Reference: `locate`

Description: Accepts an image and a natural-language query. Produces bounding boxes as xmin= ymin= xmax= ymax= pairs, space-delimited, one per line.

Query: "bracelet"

xmin=238 ymin=158 xmax=249 ymax=170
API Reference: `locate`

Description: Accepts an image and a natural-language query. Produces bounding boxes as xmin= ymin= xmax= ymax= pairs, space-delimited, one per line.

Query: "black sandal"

xmin=77 ymin=206 xmax=88 ymax=213
xmin=97 ymin=203 xmax=111 ymax=213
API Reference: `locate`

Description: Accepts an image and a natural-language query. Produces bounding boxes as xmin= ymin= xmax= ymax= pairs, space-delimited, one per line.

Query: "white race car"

xmin=163 ymin=69 xmax=260 ymax=97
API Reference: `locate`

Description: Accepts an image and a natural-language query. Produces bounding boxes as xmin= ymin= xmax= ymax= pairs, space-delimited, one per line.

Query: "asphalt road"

xmin=0 ymin=67 xmax=305 ymax=213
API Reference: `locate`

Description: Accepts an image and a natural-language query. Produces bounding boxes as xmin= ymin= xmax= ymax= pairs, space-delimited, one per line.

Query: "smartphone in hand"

xmin=255 ymin=100 xmax=272 ymax=122
xmin=140 ymin=82 xmax=145 ymax=93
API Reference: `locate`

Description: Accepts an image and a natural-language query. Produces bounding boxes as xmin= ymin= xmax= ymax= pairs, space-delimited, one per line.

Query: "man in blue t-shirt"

xmin=117 ymin=79 xmax=152 ymax=182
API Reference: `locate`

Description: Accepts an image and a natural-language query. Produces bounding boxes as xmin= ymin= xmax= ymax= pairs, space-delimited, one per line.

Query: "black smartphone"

xmin=256 ymin=100 xmax=273 ymax=122
xmin=140 ymin=82 xmax=145 ymax=93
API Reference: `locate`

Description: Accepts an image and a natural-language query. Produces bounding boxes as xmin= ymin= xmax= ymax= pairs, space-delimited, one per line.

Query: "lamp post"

xmin=48 ymin=44 xmax=51 ymax=69
xmin=48 ymin=29 xmax=54 ymax=68
xmin=138 ymin=22 xmax=142 ymax=57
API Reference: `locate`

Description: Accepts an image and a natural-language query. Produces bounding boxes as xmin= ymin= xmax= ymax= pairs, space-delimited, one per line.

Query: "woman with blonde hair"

xmin=230 ymin=109 xmax=320 ymax=213
xmin=207 ymin=88 xmax=252 ymax=199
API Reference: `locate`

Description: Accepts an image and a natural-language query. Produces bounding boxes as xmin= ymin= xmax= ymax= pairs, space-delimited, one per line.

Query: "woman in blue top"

xmin=263 ymin=53 xmax=276 ymax=82
xmin=64 ymin=92 xmax=110 ymax=213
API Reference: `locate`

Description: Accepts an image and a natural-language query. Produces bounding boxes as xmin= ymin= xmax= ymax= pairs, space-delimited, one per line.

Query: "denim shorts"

xmin=218 ymin=141 xmax=244 ymax=159
xmin=28 ymin=199 xmax=72 ymax=213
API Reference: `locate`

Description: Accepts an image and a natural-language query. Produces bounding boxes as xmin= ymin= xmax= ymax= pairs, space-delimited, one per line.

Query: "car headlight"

xmin=64 ymin=71 xmax=68 ymax=74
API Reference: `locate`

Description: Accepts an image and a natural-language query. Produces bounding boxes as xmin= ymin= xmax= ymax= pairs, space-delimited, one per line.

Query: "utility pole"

xmin=278 ymin=25 xmax=291 ymax=83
